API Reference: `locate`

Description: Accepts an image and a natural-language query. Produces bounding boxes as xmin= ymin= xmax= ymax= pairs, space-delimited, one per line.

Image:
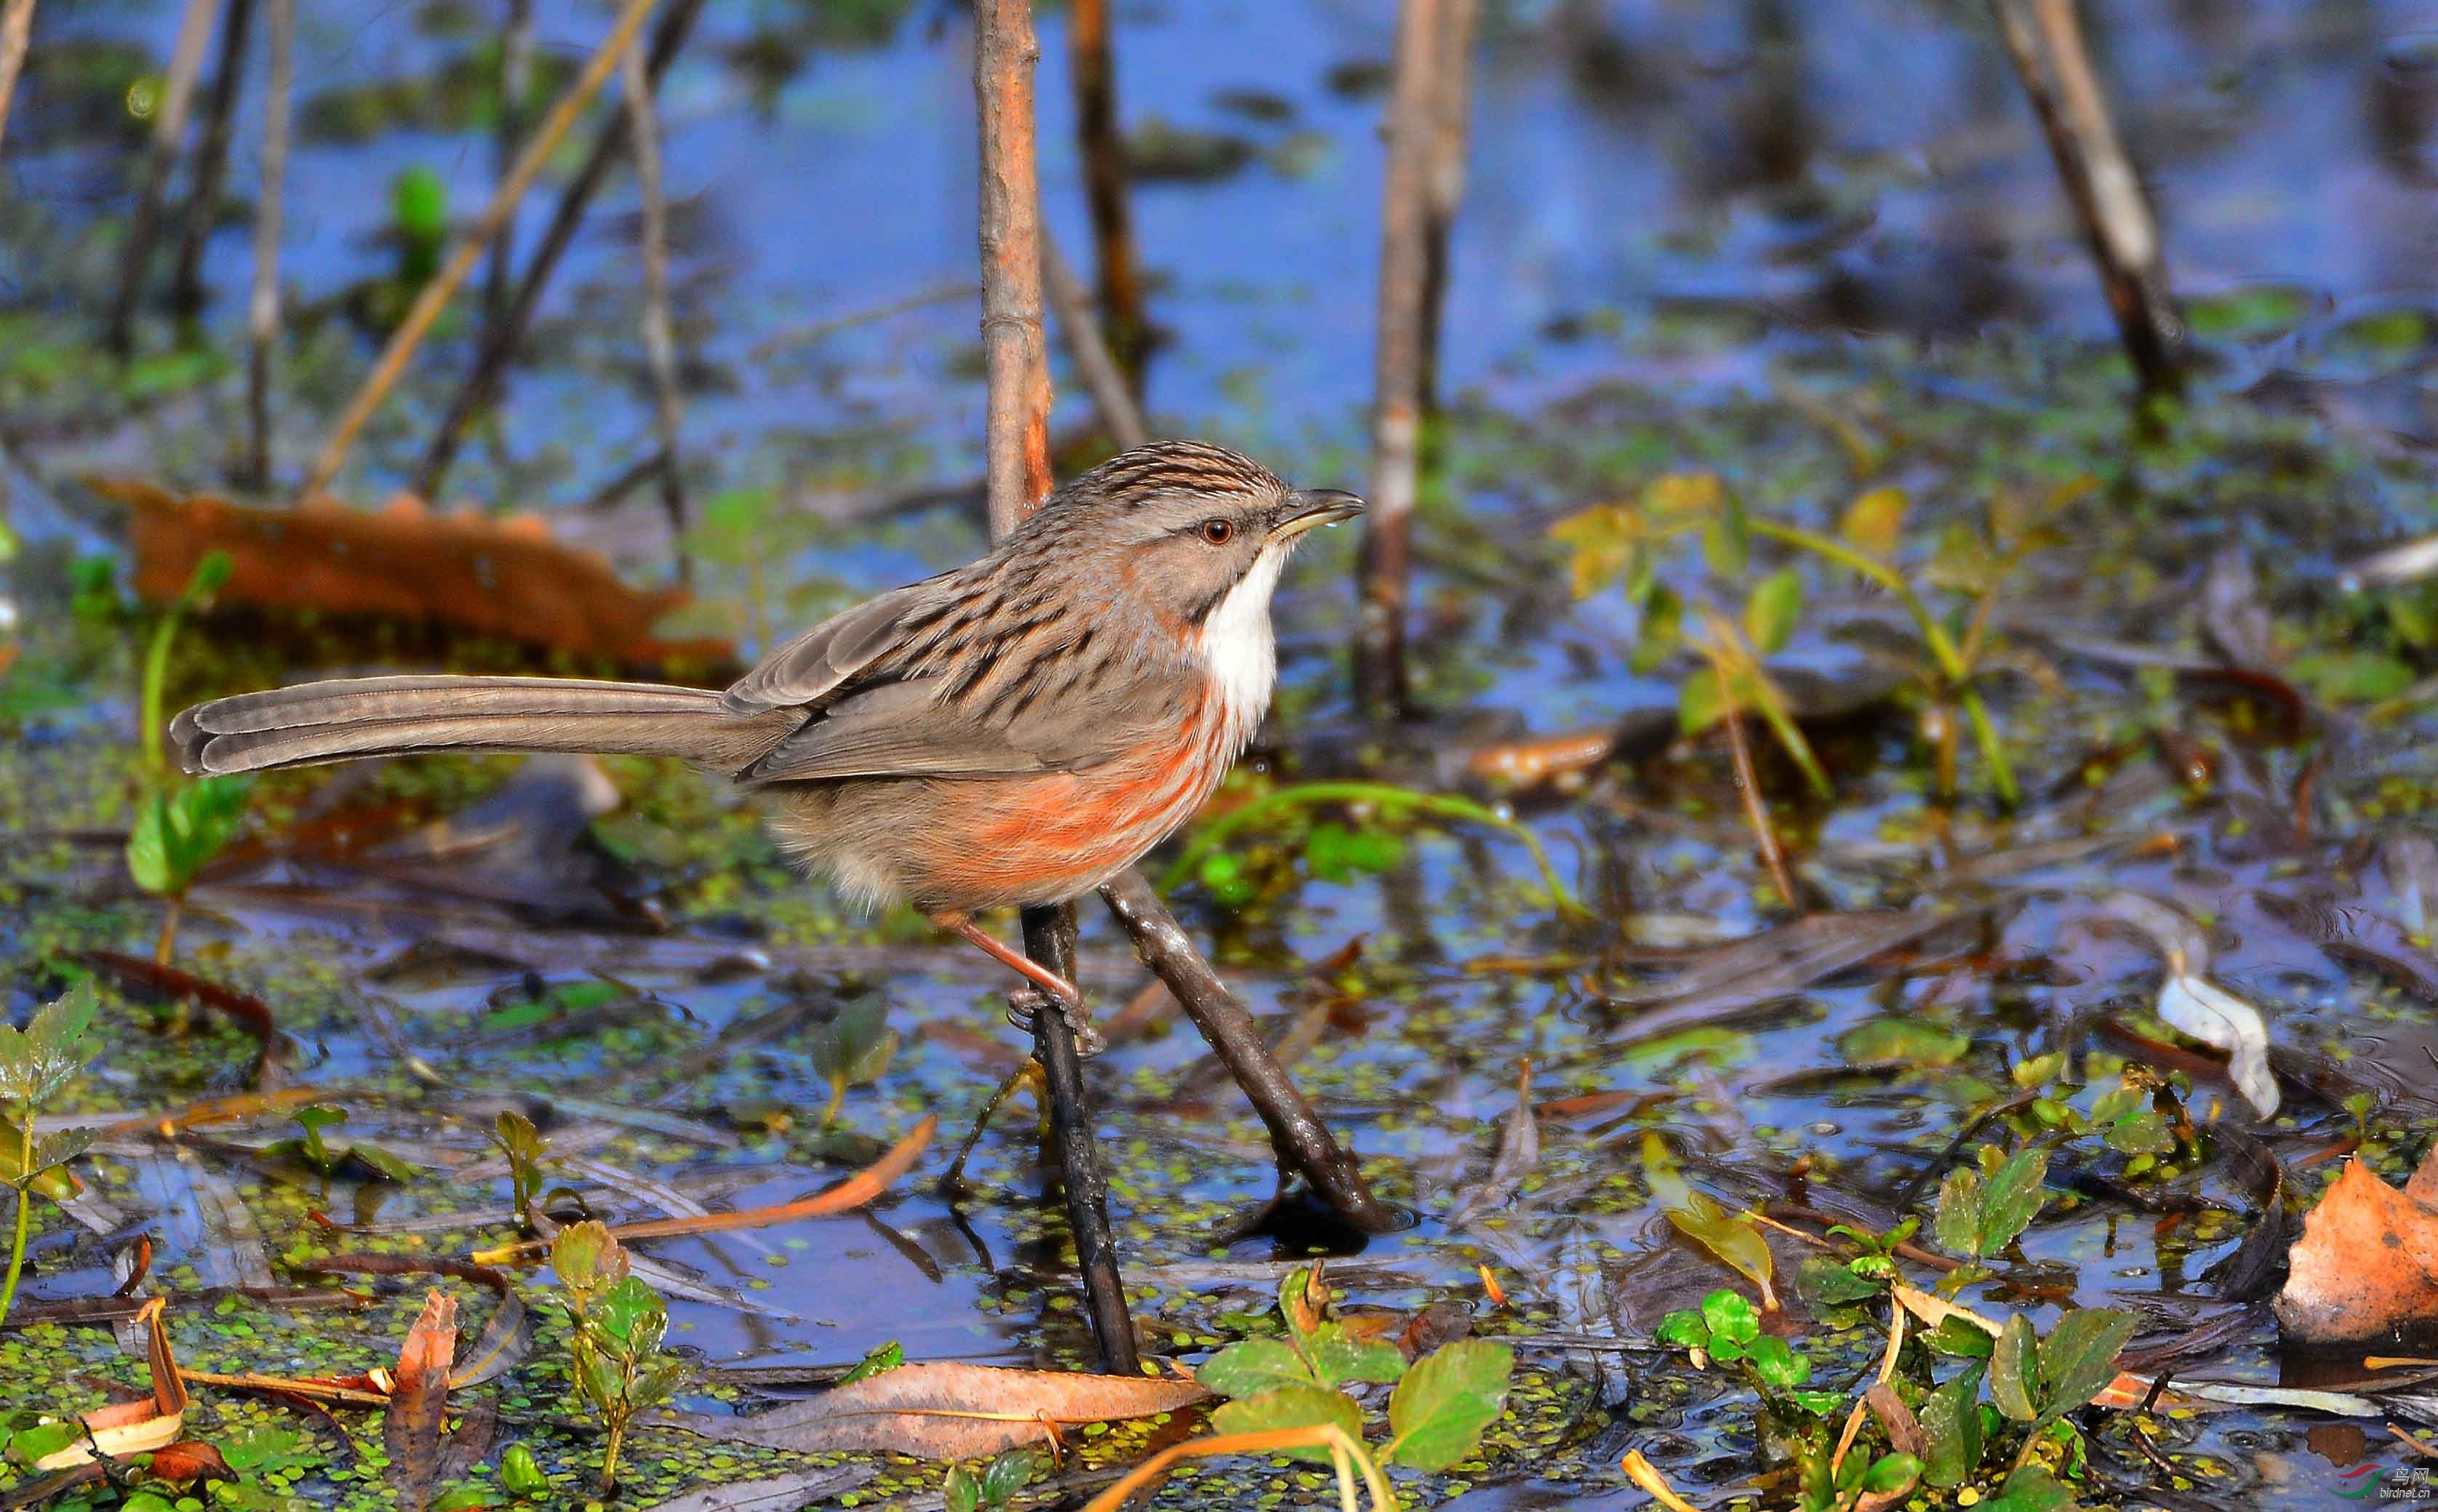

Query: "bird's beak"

xmin=1274 ymin=489 xmax=1366 ymax=537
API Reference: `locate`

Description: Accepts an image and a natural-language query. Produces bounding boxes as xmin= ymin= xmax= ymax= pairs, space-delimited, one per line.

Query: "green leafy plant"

xmin=1555 ymin=472 xmax=2082 ymax=806
xmin=944 ymin=1449 xmax=1038 ymax=1512
xmin=548 ymin=1220 xmax=684 ymax=1493
xmin=1165 ymin=780 xmax=1580 ymax=916
xmin=498 ymin=1441 xmax=549 ymax=1497
xmin=1196 ymin=1265 xmax=1516 ymax=1476
xmin=126 ymin=550 xmax=252 ymax=964
xmin=1934 ymin=1146 xmax=2050 ymax=1264
xmin=0 ymin=983 xmax=99 ymax=1326
xmin=492 ymin=1110 xmax=585 ymax=1233
xmin=810 ymin=998 xmax=898 ymax=1128
xmin=262 ymin=1103 xmax=421 ymax=1183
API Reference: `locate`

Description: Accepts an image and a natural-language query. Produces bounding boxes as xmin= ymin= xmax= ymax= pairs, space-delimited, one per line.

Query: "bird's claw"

xmin=1007 ymin=985 xmax=1106 ymax=1058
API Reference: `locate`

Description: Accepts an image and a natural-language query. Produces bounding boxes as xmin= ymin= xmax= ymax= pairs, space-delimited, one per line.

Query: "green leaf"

xmin=1669 ymin=1196 xmax=1775 ymax=1303
xmin=1991 ymin=1313 xmax=2039 ymax=1422
xmin=0 ymin=982 xmax=97 ymax=1106
xmin=31 ymin=1126 xmax=95 ymax=1179
xmin=1925 ymin=1316 xmax=1994 ymax=1360
xmin=120 ymin=1494 xmax=180 ymax=1512
xmin=595 ymin=1275 xmax=668 ymax=1353
xmin=1305 ymin=1322 xmax=1406 ymax=1388
xmin=500 ymin=1443 xmax=548 ymax=1496
xmin=811 ymin=999 xmax=898 ymax=1092
xmin=1862 ymin=1452 xmax=1922 ymax=1496
xmin=2034 ymin=1308 xmax=2135 ymax=1422
xmin=1984 ymin=1464 xmax=2079 ymax=1512
xmin=551 ymin=1219 xmax=628 ymax=1296
xmin=1210 ymin=1383 xmax=1363 ymax=1465
xmin=1976 ymin=1148 xmax=2049 ymax=1255
xmin=1746 ymin=1335 xmax=1810 ymax=1389
xmin=1197 ymin=1337 xmax=1317 ymax=1399
xmin=839 ymin=1340 xmax=903 ymax=1387
xmin=1678 ymin=665 xmax=1731 ymax=737
xmin=1655 ymin=1309 xmax=1710 ymax=1351
xmin=1384 ymin=1340 xmax=1514 ymax=1472
xmin=126 ymin=777 xmax=254 ymax=897
xmin=1698 ymin=1289 xmax=1759 ymax=1347
xmin=1631 ymin=583 xmax=1684 ymax=673
xmin=1702 ymin=491 xmax=1751 ymax=578
xmin=1919 ymin=1365 xmax=1983 ymax=1487
xmin=978 ymin=1449 xmax=1035 ymax=1503
xmin=1840 ymin=487 xmax=1907 ymax=558
xmin=944 ymin=1466 xmax=980 ymax=1512
xmin=1743 ymin=569 xmax=1804 ymax=656
xmin=1840 ymin=1018 xmax=1969 ymax=1068
xmin=1795 ymin=1254 xmax=1883 ymax=1307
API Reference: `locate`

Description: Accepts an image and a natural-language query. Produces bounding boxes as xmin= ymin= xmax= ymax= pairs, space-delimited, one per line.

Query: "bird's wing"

xmin=735 ymin=665 xmax=1181 ymax=785
xmin=719 ymin=579 xmax=953 ymax=715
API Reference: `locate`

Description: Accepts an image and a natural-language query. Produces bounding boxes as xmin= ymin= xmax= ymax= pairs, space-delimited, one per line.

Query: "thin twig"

xmin=619 ymin=34 xmax=689 ymax=580
xmin=241 ymin=0 xmax=290 ymax=489
xmin=1356 ymin=0 xmax=1450 ymax=716
xmin=1041 ymin=227 xmax=1146 ymax=450
xmin=297 ymin=0 xmax=661 ymax=505
xmin=1100 ymin=871 xmax=1396 ymax=1232
xmin=1415 ymin=0 xmax=1476 ymax=410
xmin=105 ymin=0 xmax=225 ymax=356
xmin=1989 ymin=0 xmax=2183 ymax=391
xmin=1709 ymin=640 xmax=1799 ymax=911
xmin=167 ymin=0 xmax=255 ymax=317
xmin=482 ymin=0 xmax=535 ymax=341
xmin=413 ymin=0 xmax=706 ymax=502
xmin=1064 ymin=0 xmax=1142 ymax=389
xmin=0 ymin=0 xmax=36 ymax=158
xmin=976 ymin=0 xmax=1137 ymax=1375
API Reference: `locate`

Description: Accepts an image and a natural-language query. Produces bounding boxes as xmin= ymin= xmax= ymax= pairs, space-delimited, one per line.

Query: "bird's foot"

xmin=1007 ymin=985 xmax=1106 ymax=1058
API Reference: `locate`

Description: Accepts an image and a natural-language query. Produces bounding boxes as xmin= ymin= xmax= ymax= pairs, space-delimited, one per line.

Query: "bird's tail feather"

xmin=171 ymin=676 xmax=797 ymax=776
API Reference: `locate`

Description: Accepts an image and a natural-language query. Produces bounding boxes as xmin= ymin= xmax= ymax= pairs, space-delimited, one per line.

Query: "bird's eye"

xmin=1199 ymin=519 xmax=1236 ymax=545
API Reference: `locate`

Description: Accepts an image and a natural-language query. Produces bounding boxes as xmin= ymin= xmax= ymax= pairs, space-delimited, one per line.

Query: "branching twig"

xmin=0 ymin=0 xmax=36 ymax=159
xmin=1990 ymin=0 xmax=2183 ymax=391
xmin=168 ymin=0 xmax=255 ymax=317
xmin=976 ymin=0 xmax=1138 ymax=1375
xmin=241 ymin=0 xmax=290 ymax=489
xmin=1708 ymin=639 xmax=1799 ymax=912
xmin=297 ymin=0 xmax=662 ymax=505
xmin=415 ymin=0 xmax=707 ymax=502
xmin=105 ymin=0 xmax=224 ymax=356
xmin=620 ymin=34 xmax=689 ymax=580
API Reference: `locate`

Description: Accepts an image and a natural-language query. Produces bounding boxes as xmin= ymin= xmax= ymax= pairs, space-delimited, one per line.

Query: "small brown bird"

xmin=172 ymin=441 xmax=1362 ymax=1040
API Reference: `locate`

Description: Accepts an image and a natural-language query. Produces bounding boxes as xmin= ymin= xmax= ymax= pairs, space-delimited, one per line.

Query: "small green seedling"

xmin=492 ymin=1110 xmax=585 ymax=1233
xmin=1934 ymin=1146 xmax=2050 ymax=1264
xmin=944 ymin=1449 xmax=1038 ymax=1512
xmin=498 ymin=1441 xmax=549 ymax=1497
xmin=810 ymin=998 xmax=898 ymax=1129
xmin=126 ymin=550 xmax=252 ymax=964
xmin=0 ymin=983 xmax=99 ymax=1326
xmin=1197 ymin=1265 xmax=1516 ymax=1475
xmin=548 ymin=1220 xmax=684 ymax=1494
xmin=263 ymin=1103 xmax=421 ymax=1183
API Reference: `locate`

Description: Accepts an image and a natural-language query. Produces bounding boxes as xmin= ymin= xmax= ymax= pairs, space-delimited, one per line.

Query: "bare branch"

xmin=169 ymin=0 xmax=255 ymax=317
xmin=105 ymin=0 xmax=225 ymax=356
xmin=1042 ymin=228 xmax=1146 ymax=451
xmin=620 ymin=35 xmax=689 ymax=580
xmin=1066 ymin=0 xmax=1142 ymax=388
xmin=241 ymin=0 xmax=290 ymax=489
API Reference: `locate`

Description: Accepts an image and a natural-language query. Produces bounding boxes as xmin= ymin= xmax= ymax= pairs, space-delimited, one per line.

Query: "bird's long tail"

xmin=170 ymin=676 xmax=800 ymax=777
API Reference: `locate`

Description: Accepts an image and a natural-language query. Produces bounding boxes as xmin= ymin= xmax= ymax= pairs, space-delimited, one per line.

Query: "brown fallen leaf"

xmin=34 ymin=1297 xmax=189 ymax=1470
xmin=669 ymin=1362 xmax=1210 ymax=1460
xmin=90 ymin=477 xmax=728 ymax=667
xmin=2274 ymin=1148 xmax=2438 ymax=1345
xmin=303 ymin=1254 xmax=529 ymax=1389
xmin=384 ymin=1290 xmax=457 ymax=1512
xmin=145 ymin=1441 xmax=236 ymax=1484
xmin=1466 ymin=729 xmax=1615 ymax=788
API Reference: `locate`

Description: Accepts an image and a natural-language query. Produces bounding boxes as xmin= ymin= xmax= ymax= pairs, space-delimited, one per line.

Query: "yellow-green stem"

xmin=0 ymin=1118 xmax=32 ymax=1325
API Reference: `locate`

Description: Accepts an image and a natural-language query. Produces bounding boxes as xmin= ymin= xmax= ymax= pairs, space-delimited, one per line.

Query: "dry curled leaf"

xmin=385 ymin=1290 xmax=457 ymax=1512
xmin=2274 ymin=1148 xmax=2438 ymax=1346
xmin=669 ymin=1363 xmax=1210 ymax=1460
xmin=33 ymin=1297 xmax=188 ymax=1471
xmin=91 ymin=477 xmax=725 ymax=666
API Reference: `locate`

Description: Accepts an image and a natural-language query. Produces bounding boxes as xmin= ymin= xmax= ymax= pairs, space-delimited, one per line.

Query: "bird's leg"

xmin=933 ymin=913 xmax=1104 ymax=1056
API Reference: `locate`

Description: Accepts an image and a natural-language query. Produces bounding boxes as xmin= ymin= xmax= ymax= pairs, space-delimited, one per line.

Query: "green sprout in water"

xmin=810 ymin=997 xmax=898 ymax=1129
xmin=944 ymin=1449 xmax=1039 ymax=1512
xmin=0 ymin=983 xmax=99 ymax=1327
xmin=548 ymin=1219 xmax=684 ymax=1495
xmin=126 ymin=549 xmax=252 ymax=964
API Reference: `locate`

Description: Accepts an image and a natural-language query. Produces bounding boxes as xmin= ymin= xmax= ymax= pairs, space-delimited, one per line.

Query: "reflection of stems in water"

xmin=243 ymin=0 xmax=292 ymax=489
xmin=1750 ymin=518 xmax=2019 ymax=807
xmin=1066 ymin=0 xmax=1143 ymax=387
xmin=1708 ymin=645 xmax=1799 ymax=911
xmin=169 ymin=0 xmax=255 ymax=317
xmin=0 ymin=1116 xmax=29 ymax=1326
xmin=154 ymin=895 xmax=184 ymax=968
xmin=105 ymin=0 xmax=224 ymax=356
xmin=1163 ymin=780 xmax=1579 ymax=913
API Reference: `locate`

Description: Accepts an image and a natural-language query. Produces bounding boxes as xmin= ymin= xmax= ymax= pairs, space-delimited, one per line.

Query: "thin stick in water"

xmin=167 ymin=0 xmax=256 ymax=318
xmin=242 ymin=0 xmax=290 ymax=489
xmin=1065 ymin=0 xmax=1142 ymax=388
xmin=619 ymin=36 xmax=690 ymax=580
xmin=1042 ymin=228 xmax=1146 ymax=450
xmin=483 ymin=0 xmax=535 ymax=341
xmin=1415 ymin=0 xmax=1476 ymax=409
xmin=1711 ymin=649 xmax=1799 ymax=912
xmin=295 ymin=0 xmax=662 ymax=505
xmin=105 ymin=0 xmax=225 ymax=356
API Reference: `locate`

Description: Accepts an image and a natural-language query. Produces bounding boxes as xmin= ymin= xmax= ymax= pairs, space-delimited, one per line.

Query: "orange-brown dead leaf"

xmin=145 ymin=1441 xmax=236 ymax=1484
xmin=671 ymin=1361 xmax=1210 ymax=1460
xmin=384 ymin=1289 xmax=457 ymax=1512
xmin=2274 ymin=1148 xmax=2438 ymax=1345
xmin=92 ymin=478 xmax=727 ymax=666
xmin=34 ymin=1297 xmax=189 ymax=1471
xmin=1466 ymin=729 xmax=1615 ymax=788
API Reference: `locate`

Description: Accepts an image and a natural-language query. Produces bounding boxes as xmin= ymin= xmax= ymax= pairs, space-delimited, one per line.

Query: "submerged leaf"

xmin=2155 ymin=974 xmax=2279 ymax=1118
xmin=671 ymin=1363 xmax=1210 ymax=1460
xmin=2035 ymin=1308 xmax=2135 ymax=1422
xmin=1385 ymin=1340 xmax=1514 ymax=1471
xmin=1211 ymin=1383 xmax=1363 ymax=1465
xmin=1669 ymin=1196 xmax=1777 ymax=1309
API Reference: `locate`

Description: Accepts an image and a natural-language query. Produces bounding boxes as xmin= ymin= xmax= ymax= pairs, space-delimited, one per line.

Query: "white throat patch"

xmin=1196 ymin=542 xmax=1288 ymax=756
